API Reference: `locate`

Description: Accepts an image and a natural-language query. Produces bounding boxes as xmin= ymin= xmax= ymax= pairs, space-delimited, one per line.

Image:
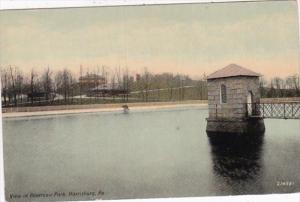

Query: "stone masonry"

xmin=206 ymin=64 xmax=265 ymax=135
xmin=207 ymin=76 xmax=260 ymax=119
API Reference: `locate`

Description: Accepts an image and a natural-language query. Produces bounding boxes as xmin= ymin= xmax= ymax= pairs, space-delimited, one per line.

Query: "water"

xmin=2 ymin=107 xmax=300 ymax=201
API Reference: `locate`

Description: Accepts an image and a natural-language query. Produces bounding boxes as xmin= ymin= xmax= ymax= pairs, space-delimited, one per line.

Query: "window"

xmin=220 ymin=84 xmax=227 ymax=103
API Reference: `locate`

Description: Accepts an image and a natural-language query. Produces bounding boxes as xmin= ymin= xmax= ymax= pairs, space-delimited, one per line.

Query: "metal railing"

xmin=246 ymin=102 xmax=300 ymax=119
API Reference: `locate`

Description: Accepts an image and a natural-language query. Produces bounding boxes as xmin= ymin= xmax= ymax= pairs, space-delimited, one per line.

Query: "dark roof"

xmin=207 ymin=64 xmax=261 ymax=80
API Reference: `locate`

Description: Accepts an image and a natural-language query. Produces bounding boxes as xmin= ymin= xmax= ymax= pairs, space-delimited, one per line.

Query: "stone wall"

xmin=206 ymin=117 xmax=265 ymax=134
xmin=207 ymin=76 xmax=260 ymax=119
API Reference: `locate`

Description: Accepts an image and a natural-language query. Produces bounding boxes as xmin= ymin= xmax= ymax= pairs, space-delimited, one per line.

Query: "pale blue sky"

xmin=0 ymin=1 xmax=299 ymax=78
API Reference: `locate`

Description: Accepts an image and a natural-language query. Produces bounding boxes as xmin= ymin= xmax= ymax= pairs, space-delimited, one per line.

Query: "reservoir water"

xmin=2 ymin=106 xmax=300 ymax=201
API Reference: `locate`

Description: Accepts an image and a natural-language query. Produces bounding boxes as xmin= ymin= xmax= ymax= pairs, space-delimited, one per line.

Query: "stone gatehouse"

xmin=206 ymin=63 xmax=265 ymax=134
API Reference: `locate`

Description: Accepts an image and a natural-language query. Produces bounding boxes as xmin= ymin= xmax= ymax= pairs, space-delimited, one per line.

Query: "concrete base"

xmin=206 ymin=117 xmax=265 ymax=135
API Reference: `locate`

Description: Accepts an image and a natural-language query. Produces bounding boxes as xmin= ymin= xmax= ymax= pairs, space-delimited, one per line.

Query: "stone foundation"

xmin=206 ymin=117 xmax=265 ymax=135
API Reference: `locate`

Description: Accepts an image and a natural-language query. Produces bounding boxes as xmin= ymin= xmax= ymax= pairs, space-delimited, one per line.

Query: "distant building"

xmin=88 ymin=83 xmax=129 ymax=97
xmin=79 ymin=74 xmax=105 ymax=87
xmin=136 ymin=74 xmax=141 ymax=81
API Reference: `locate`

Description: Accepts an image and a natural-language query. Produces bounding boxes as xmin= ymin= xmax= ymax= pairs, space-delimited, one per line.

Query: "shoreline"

xmin=2 ymin=97 xmax=299 ymax=118
xmin=2 ymin=100 xmax=208 ymax=118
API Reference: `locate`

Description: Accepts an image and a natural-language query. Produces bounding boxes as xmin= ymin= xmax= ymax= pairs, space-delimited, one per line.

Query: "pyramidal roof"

xmin=207 ymin=63 xmax=261 ymax=80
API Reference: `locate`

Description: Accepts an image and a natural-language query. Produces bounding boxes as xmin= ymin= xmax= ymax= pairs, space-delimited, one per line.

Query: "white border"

xmin=0 ymin=1 xmax=300 ymax=202
xmin=0 ymin=0 xmax=276 ymax=10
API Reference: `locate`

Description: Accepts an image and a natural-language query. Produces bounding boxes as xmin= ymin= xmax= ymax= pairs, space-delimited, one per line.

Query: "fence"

xmin=246 ymin=102 xmax=300 ymax=119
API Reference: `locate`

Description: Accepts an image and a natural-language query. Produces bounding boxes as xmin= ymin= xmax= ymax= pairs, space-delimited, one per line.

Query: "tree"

xmin=55 ymin=69 xmax=72 ymax=102
xmin=8 ymin=66 xmax=17 ymax=106
xmin=111 ymin=73 xmax=116 ymax=101
xmin=15 ymin=71 xmax=24 ymax=103
xmin=290 ymin=74 xmax=300 ymax=95
xmin=79 ymin=65 xmax=83 ymax=103
xmin=122 ymin=67 xmax=130 ymax=101
xmin=1 ymin=67 xmax=9 ymax=106
xmin=273 ymin=77 xmax=284 ymax=97
xmin=165 ymin=73 xmax=174 ymax=101
xmin=115 ymin=66 xmax=122 ymax=93
xmin=259 ymin=76 xmax=268 ymax=98
xmin=42 ymin=67 xmax=53 ymax=101
xmin=141 ymin=67 xmax=151 ymax=102
xmin=29 ymin=69 xmax=37 ymax=104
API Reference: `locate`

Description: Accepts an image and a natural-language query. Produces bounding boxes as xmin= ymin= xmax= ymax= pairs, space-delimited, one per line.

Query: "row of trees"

xmin=1 ymin=65 xmax=299 ymax=107
xmin=260 ymin=75 xmax=300 ymax=98
xmin=1 ymin=66 xmax=77 ymax=106
xmin=0 ymin=65 xmax=208 ymax=107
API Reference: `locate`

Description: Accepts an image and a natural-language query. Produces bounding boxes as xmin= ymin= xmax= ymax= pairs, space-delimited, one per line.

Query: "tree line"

xmin=1 ymin=66 xmax=77 ymax=106
xmin=0 ymin=65 xmax=208 ymax=107
xmin=259 ymin=75 xmax=300 ymax=98
xmin=1 ymin=65 xmax=299 ymax=107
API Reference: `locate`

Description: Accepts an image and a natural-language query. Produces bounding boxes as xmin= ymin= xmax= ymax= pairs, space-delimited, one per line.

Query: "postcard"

xmin=0 ymin=1 xmax=299 ymax=201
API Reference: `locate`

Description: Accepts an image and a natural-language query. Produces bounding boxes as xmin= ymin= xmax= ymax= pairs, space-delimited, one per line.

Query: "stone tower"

xmin=206 ymin=64 xmax=265 ymax=134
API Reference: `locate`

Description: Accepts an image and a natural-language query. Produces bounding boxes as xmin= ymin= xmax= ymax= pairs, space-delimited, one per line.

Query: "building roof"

xmin=207 ymin=64 xmax=261 ymax=80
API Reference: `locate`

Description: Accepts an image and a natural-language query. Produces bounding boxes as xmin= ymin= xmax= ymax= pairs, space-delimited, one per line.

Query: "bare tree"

xmin=55 ymin=68 xmax=72 ymax=102
xmin=1 ymin=67 xmax=9 ymax=106
xmin=142 ymin=67 xmax=151 ymax=102
xmin=166 ymin=73 xmax=174 ymax=101
xmin=290 ymin=74 xmax=300 ymax=94
xmin=79 ymin=65 xmax=83 ymax=103
xmin=29 ymin=69 xmax=37 ymax=104
xmin=15 ymin=71 xmax=24 ymax=103
xmin=8 ymin=66 xmax=18 ymax=106
xmin=42 ymin=67 xmax=53 ymax=102
xmin=115 ymin=66 xmax=122 ymax=90
xmin=259 ymin=76 xmax=268 ymax=98
xmin=123 ymin=67 xmax=130 ymax=101
xmin=69 ymin=73 xmax=75 ymax=103
xmin=111 ymin=73 xmax=116 ymax=101
xmin=273 ymin=77 xmax=285 ymax=97
xmin=101 ymin=65 xmax=106 ymax=100
xmin=285 ymin=74 xmax=300 ymax=97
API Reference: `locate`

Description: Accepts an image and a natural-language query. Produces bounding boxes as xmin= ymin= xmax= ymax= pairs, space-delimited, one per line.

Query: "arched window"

xmin=220 ymin=84 xmax=227 ymax=103
xmin=247 ymin=91 xmax=253 ymax=115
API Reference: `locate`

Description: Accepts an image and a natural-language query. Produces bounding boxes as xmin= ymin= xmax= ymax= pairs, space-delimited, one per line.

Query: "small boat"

xmin=122 ymin=104 xmax=129 ymax=114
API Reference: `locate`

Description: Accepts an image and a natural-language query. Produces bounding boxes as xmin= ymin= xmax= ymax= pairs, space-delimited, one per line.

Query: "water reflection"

xmin=207 ymin=132 xmax=265 ymax=194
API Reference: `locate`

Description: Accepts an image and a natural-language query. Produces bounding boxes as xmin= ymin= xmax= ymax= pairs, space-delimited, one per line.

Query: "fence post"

xmin=292 ymin=103 xmax=294 ymax=118
xmin=284 ymin=103 xmax=286 ymax=119
xmin=215 ymin=104 xmax=217 ymax=118
xmin=262 ymin=103 xmax=264 ymax=118
xmin=271 ymin=104 xmax=273 ymax=117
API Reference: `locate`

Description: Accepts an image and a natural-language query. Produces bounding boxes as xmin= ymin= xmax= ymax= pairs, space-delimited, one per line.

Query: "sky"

xmin=0 ymin=0 xmax=299 ymax=79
